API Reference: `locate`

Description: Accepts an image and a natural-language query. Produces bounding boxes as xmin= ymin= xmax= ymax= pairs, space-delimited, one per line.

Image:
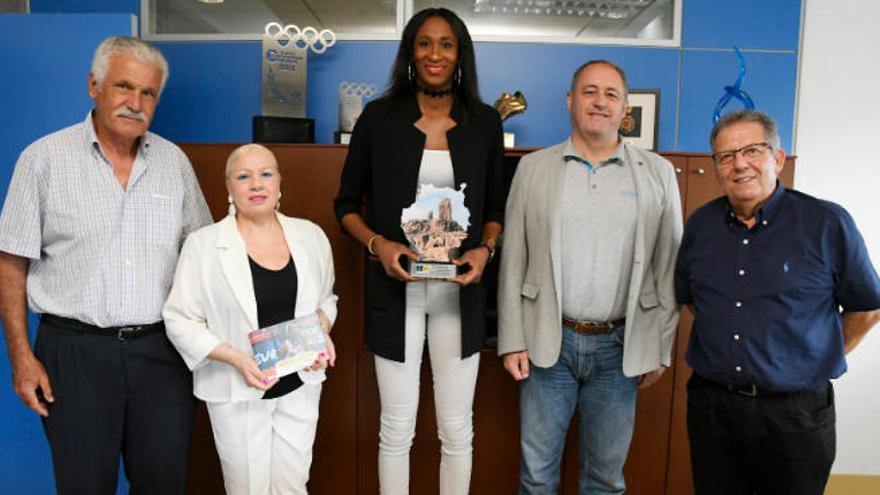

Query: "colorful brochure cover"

xmin=248 ymin=313 xmax=327 ymax=380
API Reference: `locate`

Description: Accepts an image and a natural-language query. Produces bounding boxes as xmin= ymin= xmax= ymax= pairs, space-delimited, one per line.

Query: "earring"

xmin=275 ymin=192 xmax=282 ymax=211
xmin=408 ymin=63 xmax=415 ymax=83
xmin=227 ymin=195 xmax=236 ymax=217
xmin=455 ymin=65 xmax=462 ymax=87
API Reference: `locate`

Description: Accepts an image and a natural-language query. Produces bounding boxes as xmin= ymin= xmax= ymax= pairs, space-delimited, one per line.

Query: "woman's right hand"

xmin=232 ymin=350 xmax=278 ymax=391
xmin=210 ymin=343 xmax=278 ymax=391
xmin=373 ymin=237 xmax=417 ymax=282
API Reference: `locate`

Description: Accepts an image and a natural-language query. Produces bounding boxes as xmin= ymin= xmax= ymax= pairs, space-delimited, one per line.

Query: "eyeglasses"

xmin=711 ymin=142 xmax=772 ymax=167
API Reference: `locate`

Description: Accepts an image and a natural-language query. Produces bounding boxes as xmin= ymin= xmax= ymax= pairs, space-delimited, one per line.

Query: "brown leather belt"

xmin=562 ymin=317 xmax=625 ymax=335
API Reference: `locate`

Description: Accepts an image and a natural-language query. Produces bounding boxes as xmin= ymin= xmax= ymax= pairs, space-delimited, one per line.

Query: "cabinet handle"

xmin=675 ymin=167 xmax=683 ymax=174
xmin=694 ymin=168 xmax=706 ymax=175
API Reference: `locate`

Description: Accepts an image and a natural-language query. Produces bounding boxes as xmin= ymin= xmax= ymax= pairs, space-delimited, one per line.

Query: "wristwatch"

xmin=479 ymin=240 xmax=496 ymax=262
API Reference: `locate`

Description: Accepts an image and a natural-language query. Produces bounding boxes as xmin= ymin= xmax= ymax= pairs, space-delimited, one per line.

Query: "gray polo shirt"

xmin=560 ymin=138 xmax=637 ymax=322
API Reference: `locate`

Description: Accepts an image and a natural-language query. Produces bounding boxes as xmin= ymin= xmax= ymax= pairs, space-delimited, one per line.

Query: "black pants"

xmin=35 ymin=319 xmax=194 ymax=495
xmin=686 ymin=373 xmax=836 ymax=495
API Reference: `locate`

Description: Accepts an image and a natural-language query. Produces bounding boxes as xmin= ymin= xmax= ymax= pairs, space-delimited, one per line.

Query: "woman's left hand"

xmin=449 ymin=246 xmax=491 ymax=286
xmin=305 ymin=311 xmax=336 ymax=371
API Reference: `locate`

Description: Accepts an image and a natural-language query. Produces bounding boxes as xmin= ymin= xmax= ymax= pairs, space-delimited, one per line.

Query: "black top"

xmin=333 ymin=94 xmax=506 ymax=362
xmin=248 ymin=255 xmax=304 ymax=399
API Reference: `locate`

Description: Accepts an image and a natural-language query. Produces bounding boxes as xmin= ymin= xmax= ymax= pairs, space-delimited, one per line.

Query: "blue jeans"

xmin=519 ymin=325 xmax=638 ymax=495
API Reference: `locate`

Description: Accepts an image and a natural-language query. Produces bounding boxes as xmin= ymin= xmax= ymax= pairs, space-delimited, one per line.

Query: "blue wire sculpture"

xmin=713 ymin=46 xmax=755 ymax=123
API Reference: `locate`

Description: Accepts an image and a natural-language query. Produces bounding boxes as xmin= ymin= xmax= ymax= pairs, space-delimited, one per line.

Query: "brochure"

xmin=248 ymin=313 xmax=327 ymax=380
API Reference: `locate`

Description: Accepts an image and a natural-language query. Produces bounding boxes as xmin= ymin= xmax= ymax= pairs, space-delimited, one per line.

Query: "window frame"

xmin=140 ymin=0 xmax=681 ymax=47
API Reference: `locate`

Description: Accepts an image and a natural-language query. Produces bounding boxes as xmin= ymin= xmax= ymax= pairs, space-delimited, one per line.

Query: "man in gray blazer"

xmin=497 ymin=60 xmax=682 ymax=495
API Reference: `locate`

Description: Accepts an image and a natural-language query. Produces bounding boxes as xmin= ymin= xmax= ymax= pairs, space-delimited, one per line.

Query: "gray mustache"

xmin=114 ymin=108 xmax=147 ymax=122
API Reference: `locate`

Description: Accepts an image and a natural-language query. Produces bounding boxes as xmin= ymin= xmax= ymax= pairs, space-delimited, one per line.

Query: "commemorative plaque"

xmin=339 ymin=81 xmax=377 ymax=133
xmin=261 ymin=22 xmax=336 ymax=118
xmin=401 ymin=183 xmax=470 ymax=280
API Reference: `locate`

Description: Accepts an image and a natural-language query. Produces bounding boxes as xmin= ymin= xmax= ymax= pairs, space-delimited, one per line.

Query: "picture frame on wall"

xmin=620 ymin=89 xmax=660 ymax=151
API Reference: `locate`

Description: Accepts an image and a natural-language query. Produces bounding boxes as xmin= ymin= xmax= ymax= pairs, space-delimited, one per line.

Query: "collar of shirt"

xmin=724 ymin=180 xmax=786 ymax=228
xmin=562 ymin=137 xmax=626 ymax=170
xmin=82 ymin=110 xmax=153 ymax=161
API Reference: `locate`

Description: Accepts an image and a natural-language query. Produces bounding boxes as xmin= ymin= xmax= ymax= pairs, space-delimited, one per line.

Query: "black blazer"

xmin=334 ymin=94 xmax=505 ymax=362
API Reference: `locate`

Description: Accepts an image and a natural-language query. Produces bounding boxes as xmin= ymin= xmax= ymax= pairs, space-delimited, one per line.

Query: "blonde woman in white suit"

xmin=163 ymin=143 xmax=338 ymax=495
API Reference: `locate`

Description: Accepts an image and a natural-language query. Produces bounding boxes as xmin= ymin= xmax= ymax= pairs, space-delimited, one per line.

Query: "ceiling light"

xmin=473 ymin=0 xmax=639 ymax=19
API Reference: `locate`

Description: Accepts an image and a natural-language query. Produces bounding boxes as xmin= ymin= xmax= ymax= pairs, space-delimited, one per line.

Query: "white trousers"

xmin=375 ymin=281 xmax=481 ymax=495
xmin=206 ymin=382 xmax=322 ymax=495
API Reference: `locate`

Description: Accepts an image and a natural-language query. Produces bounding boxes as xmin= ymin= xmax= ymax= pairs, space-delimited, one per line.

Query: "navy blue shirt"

xmin=675 ymin=183 xmax=880 ymax=391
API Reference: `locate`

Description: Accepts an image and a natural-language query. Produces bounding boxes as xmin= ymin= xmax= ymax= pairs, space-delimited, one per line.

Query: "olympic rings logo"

xmin=339 ymin=81 xmax=377 ymax=98
xmin=264 ymin=22 xmax=336 ymax=55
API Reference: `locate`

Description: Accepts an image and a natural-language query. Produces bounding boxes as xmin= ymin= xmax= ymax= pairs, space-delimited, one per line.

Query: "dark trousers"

xmin=686 ymin=373 xmax=836 ymax=495
xmin=34 ymin=319 xmax=194 ymax=495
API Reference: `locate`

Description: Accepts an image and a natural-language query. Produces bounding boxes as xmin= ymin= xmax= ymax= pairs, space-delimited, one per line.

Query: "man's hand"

xmin=503 ymin=351 xmax=530 ymax=381
xmin=638 ymin=367 xmax=666 ymax=389
xmin=11 ymin=352 xmax=53 ymax=417
xmin=843 ymin=310 xmax=880 ymax=354
xmin=0 ymin=252 xmax=49 ymax=415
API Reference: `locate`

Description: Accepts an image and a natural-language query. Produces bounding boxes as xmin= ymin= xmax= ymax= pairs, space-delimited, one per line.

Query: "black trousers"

xmin=35 ymin=319 xmax=194 ymax=495
xmin=686 ymin=373 xmax=836 ymax=495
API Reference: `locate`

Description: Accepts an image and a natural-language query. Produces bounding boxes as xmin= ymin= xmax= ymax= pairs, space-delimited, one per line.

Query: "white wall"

xmin=796 ymin=0 xmax=880 ymax=475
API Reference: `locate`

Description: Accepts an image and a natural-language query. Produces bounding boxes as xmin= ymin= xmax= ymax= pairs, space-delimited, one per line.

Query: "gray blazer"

xmin=497 ymin=140 xmax=682 ymax=376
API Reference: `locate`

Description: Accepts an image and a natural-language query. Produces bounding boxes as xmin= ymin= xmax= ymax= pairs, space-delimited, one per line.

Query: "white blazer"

xmin=163 ymin=213 xmax=338 ymax=402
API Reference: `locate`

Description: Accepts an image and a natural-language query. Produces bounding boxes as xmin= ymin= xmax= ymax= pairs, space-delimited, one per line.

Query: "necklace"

xmin=417 ymin=84 xmax=454 ymax=98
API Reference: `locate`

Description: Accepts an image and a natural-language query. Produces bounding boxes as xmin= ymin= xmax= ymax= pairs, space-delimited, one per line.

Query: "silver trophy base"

xmin=409 ymin=260 xmax=457 ymax=280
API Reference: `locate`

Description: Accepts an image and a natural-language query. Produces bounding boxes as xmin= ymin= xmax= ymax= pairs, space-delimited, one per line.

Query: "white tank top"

xmin=416 ymin=149 xmax=454 ymax=188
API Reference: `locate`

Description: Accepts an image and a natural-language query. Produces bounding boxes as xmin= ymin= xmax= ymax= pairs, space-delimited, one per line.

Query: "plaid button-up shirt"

xmin=0 ymin=112 xmax=212 ymax=327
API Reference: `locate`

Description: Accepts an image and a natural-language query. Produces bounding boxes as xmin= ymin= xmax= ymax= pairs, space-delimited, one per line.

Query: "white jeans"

xmin=206 ymin=382 xmax=322 ymax=495
xmin=375 ymin=281 xmax=481 ymax=495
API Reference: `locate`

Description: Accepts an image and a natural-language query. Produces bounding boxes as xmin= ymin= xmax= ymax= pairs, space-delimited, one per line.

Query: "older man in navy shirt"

xmin=675 ymin=109 xmax=880 ymax=495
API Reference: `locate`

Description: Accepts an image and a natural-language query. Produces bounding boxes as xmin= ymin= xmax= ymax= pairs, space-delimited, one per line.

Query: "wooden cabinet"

xmin=177 ymin=144 xmax=794 ymax=495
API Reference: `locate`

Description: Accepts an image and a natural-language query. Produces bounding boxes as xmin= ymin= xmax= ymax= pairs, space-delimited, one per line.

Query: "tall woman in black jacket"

xmin=334 ymin=8 xmax=504 ymax=494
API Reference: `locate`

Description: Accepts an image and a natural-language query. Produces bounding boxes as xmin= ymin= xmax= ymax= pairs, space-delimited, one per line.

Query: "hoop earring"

xmin=227 ymin=195 xmax=236 ymax=217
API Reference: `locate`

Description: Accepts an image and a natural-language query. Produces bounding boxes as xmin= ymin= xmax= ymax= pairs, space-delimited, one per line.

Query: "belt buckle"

xmin=736 ymin=384 xmax=758 ymax=397
xmin=116 ymin=326 xmax=136 ymax=341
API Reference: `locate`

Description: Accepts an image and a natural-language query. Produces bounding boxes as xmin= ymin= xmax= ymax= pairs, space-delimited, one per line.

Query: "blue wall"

xmin=0 ymin=1 xmax=802 ymax=493
xmin=145 ymin=0 xmax=802 ymax=152
xmin=22 ymin=0 xmax=802 ymax=152
xmin=0 ymin=13 xmax=136 ymax=495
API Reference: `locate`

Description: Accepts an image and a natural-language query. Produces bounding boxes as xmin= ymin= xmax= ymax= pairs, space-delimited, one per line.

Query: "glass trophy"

xmin=401 ymin=183 xmax=470 ymax=280
xmin=261 ymin=22 xmax=336 ymax=118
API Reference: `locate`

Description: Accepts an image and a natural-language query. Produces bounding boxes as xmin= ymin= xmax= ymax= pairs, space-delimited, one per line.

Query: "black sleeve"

xmin=482 ymin=105 xmax=506 ymax=226
xmin=333 ymin=101 xmax=375 ymax=229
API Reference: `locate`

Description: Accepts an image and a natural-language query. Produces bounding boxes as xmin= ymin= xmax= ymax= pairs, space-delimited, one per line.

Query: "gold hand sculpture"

xmin=494 ymin=91 xmax=527 ymax=122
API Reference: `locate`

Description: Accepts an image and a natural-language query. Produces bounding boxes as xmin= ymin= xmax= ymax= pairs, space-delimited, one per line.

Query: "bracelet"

xmin=367 ymin=234 xmax=382 ymax=255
